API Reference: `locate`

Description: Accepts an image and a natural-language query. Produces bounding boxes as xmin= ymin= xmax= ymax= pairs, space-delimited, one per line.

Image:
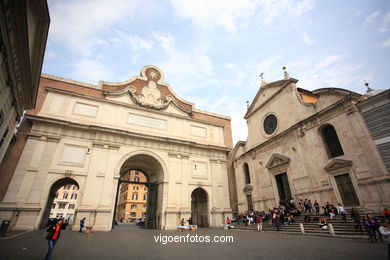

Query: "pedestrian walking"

xmin=274 ymin=213 xmax=281 ymax=231
xmin=379 ymin=221 xmax=390 ymax=260
xmin=79 ymin=217 xmax=86 ymax=233
xmin=256 ymin=214 xmax=263 ymax=232
xmin=45 ymin=218 xmax=67 ymax=260
xmin=363 ymin=216 xmax=375 ymax=242
xmin=368 ymin=215 xmax=383 ymax=242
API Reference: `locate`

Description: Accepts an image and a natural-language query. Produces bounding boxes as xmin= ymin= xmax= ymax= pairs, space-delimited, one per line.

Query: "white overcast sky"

xmin=43 ymin=0 xmax=390 ymax=144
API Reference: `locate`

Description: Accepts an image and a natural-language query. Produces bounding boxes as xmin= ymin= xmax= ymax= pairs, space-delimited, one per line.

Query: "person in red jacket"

xmin=256 ymin=214 xmax=263 ymax=232
xmin=45 ymin=218 xmax=67 ymax=260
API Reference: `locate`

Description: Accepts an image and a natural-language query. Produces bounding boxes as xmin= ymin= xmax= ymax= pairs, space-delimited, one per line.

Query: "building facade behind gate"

xmin=0 ymin=66 xmax=233 ymax=231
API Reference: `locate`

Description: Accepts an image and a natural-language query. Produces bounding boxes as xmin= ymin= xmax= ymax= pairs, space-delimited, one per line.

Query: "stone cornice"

xmin=0 ymin=0 xmax=50 ymax=113
xmin=42 ymin=73 xmax=100 ymax=90
xmin=357 ymin=175 xmax=390 ymax=186
xmin=168 ymin=152 xmax=190 ymax=159
xmin=27 ymin=132 xmax=61 ymax=143
xmin=43 ymin=87 xmax=227 ymax=128
xmin=357 ymin=89 xmax=389 ymax=111
xmin=25 ymin=114 xmax=231 ymax=153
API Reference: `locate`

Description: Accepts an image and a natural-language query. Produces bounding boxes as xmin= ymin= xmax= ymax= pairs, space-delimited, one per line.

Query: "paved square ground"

xmin=0 ymin=224 xmax=387 ymax=260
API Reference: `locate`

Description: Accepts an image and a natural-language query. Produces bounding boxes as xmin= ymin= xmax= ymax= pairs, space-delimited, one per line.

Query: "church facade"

xmin=0 ymin=66 xmax=233 ymax=231
xmin=231 ymin=71 xmax=389 ymax=213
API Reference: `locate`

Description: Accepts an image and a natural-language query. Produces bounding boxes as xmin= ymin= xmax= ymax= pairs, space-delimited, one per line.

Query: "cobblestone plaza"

xmin=0 ymin=224 xmax=387 ymax=260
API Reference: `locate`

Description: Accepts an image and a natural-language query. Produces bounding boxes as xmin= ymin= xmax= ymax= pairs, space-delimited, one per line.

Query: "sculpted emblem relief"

xmin=130 ymin=68 xmax=172 ymax=110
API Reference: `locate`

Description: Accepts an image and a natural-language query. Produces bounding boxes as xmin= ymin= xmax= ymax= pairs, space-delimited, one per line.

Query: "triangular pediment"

xmin=242 ymin=184 xmax=253 ymax=193
xmin=324 ymin=159 xmax=352 ymax=172
xmin=266 ymin=153 xmax=291 ymax=169
xmin=245 ymin=78 xmax=298 ymax=119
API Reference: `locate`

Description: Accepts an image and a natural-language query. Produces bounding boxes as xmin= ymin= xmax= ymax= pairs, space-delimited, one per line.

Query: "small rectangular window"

xmin=68 ymin=204 xmax=75 ymax=209
xmin=52 ymin=204 xmax=56 ymax=209
xmin=59 ymin=203 xmax=66 ymax=209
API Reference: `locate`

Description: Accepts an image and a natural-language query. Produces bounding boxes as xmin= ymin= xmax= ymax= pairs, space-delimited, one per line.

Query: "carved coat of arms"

xmin=130 ymin=67 xmax=172 ymax=110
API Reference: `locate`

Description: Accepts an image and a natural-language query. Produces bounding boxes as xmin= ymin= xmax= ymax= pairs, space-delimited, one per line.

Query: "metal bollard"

xmin=328 ymin=224 xmax=335 ymax=236
xmin=299 ymin=223 xmax=305 ymax=234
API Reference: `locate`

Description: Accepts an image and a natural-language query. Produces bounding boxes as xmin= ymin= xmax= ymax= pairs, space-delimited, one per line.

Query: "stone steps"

xmin=234 ymin=212 xmax=378 ymax=239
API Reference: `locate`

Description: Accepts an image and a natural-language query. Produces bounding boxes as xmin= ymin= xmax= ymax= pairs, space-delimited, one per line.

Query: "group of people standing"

xmin=233 ymin=206 xmax=296 ymax=232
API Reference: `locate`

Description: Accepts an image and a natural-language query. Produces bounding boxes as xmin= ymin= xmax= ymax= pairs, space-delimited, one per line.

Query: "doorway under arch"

xmin=114 ymin=153 xmax=165 ymax=229
xmin=39 ymin=177 xmax=79 ymax=229
xmin=191 ymin=188 xmax=209 ymax=227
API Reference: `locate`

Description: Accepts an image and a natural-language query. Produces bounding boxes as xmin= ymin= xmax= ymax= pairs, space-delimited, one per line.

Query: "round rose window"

xmin=263 ymin=114 xmax=277 ymax=135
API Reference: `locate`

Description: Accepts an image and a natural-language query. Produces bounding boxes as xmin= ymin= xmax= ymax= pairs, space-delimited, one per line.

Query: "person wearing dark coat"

xmin=79 ymin=217 xmax=86 ymax=232
xmin=45 ymin=218 xmax=67 ymax=260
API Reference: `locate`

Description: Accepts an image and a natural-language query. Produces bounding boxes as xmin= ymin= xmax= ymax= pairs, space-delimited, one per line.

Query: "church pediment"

xmin=242 ymin=184 xmax=253 ymax=193
xmin=324 ymin=159 xmax=352 ymax=172
xmin=266 ymin=153 xmax=291 ymax=169
xmin=101 ymin=66 xmax=193 ymax=114
xmin=245 ymin=78 xmax=298 ymax=119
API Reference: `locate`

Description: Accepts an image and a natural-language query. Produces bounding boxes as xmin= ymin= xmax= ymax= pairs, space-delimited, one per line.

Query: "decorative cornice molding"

xmin=27 ymin=132 xmax=61 ymax=143
xmin=168 ymin=152 xmax=190 ymax=159
xmin=25 ymin=114 xmax=231 ymax=152
xmin=92 ymin=142 xmax=121 ymax=150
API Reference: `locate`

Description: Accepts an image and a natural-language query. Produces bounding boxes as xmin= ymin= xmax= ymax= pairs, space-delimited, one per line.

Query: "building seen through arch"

xmin=50 ymin=184 xmax=79 ymax=223
xmin=116 ymin=170 xmax=148 ymax=223
xmin=40 ymin=177 xmax=79 ymax=229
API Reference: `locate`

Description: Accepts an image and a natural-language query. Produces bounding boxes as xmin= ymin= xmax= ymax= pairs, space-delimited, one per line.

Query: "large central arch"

xmin=114 ymin=151 xmax=166 ymax=229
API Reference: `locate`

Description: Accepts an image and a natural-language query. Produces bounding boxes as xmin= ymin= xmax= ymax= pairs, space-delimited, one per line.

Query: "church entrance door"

xmin=275 ymin=173 xmax=292 ymax=201
xmin=335 ymin=174 xmax=359 ymax=206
